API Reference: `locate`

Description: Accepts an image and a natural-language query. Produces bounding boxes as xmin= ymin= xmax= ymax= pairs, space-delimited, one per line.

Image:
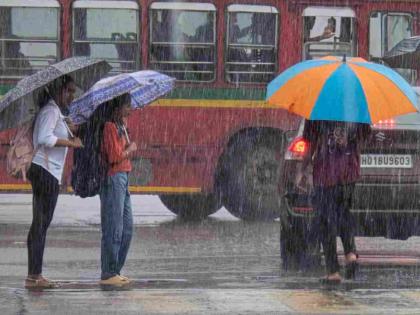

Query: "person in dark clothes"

xmin=25 ymin=76 xmax=83 ymax=289
xmin=298 ymin=120 xmax=371 ymax=283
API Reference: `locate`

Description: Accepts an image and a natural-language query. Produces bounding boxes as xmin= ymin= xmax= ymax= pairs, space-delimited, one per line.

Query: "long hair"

xmin=108 ymin=93 xmax=131 ymax=123
xmin=38 ymin=75 xmax=74 ymax=109
xmin=94 ymin=93 xmax=131 ymax=138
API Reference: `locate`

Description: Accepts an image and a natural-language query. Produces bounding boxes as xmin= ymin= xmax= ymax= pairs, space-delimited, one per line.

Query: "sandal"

xmin=25 ymin=276 xmax=58 ymax=289
xmin=99 ymin=275 xmax=130 ymax=287
xmin=118 ymin=275 xmax=131 ymax=282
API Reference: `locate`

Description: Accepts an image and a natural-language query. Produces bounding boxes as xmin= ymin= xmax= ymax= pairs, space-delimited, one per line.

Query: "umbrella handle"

xmin=63 ymin=119 xmax=74 ymax=139
xmin=122 ymin=125 xmax=130 ymax=144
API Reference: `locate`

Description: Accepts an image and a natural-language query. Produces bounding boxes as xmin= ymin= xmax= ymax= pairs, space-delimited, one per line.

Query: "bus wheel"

xmin=159 ymin=194 xmax=221 ymax=220
xmin=220 ymin=134 xmax=283 ymax=221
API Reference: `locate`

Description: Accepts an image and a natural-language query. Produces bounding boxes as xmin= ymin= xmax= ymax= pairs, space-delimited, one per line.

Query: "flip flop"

xmin=118 ymin=275 xmax=131 ymax=282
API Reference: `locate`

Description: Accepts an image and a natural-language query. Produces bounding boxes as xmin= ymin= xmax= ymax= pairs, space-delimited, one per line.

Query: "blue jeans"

xmin=100 ymin=172 xmax=133 ymax=280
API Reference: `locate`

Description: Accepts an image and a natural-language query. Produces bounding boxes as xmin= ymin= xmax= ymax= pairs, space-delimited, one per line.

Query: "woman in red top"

xmin=99 ymin=93 xmax=137 ymax=286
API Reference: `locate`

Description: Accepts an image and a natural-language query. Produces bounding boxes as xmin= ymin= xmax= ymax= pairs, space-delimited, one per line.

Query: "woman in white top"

xmin=25 ymin=76 xmax=83 ymax=289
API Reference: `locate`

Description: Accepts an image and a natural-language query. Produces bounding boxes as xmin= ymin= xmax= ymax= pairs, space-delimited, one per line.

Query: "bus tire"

xmin=159 ymin=194 xmax=221 ymax=220
xmin=220 ymin=133 xmax=283 ymax=221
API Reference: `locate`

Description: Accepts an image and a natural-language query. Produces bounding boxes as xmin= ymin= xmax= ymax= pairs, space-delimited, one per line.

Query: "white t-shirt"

xmin=32 ymin=99 xmax=69 ymax=183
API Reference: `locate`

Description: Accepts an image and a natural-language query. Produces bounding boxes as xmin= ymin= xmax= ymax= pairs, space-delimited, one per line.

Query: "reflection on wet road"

xmin=1 ymin=195 xmax=420 ymax=314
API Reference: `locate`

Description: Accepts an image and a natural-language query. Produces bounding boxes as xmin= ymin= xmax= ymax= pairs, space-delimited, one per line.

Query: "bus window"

xmin=225 ymin=4 xmax=278 ymax=84
xmin=369 ymin=11 xmax=416 ymax=84
xmin=0 ymin=0 xmax=60 ymax=79
xmin=72 ymin=0 xmax=139 ymax=74
xmin=149 ymin=2 xmax=216 ymax=82
xmin=302 ymin=7 xmax=356 ymax=60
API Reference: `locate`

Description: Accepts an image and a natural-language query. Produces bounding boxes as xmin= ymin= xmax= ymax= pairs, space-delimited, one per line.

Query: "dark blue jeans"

xmin=313 ymin=184 xmax=356 ymax=274
xmin=99 ymin=172 xmax=133 ymax=280
xmin=27 ymin=163 xmax=59 ymax=275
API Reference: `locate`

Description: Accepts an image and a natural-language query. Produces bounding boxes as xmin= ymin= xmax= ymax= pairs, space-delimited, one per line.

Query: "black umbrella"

xmin=0 ymin=57 xmax=111 ymax=131
xmin=383 ymin=36 xmax=420 ymax=69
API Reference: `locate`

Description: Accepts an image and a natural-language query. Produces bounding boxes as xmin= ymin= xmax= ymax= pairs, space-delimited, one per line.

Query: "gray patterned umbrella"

xmin=0 ymin=57 xmax=111 ymax=131
xmin=383 ymin=36 xmax=420 ymax=69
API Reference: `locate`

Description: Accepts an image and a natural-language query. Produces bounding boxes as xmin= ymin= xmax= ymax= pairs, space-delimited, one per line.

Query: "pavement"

xmin=0 ymin=194 xmax=210 ymax=226
xmin=2 ymin=194 xmax=420 ymax=314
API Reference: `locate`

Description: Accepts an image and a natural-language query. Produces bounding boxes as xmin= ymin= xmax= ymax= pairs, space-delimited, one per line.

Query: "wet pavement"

xmin=1 ymin=194 xmax=420 ymax=314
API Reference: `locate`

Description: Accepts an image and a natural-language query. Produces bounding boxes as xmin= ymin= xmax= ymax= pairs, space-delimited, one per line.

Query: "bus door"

xmin=302 ymin=6 xmax=356 ymax=60
xmin=72 ymin=0 xmax=140 ymax=74
xmin=0 ymin=0 xmax=60 ymax=81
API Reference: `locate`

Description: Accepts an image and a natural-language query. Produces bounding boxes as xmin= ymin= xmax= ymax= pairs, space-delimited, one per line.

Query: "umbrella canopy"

xmin=266 ymin=56 xmax=418 ymax=124
xmin=383 ymin=36 xmax=420 ymax=69
xmin=0 ymin=57 xmax=111 ymax=131
xmin=69 ymin=70 xmax=175 ymax=124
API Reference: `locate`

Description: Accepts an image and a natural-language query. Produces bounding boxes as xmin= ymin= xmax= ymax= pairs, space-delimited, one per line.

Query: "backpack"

xmin=71 ymin=115 xmax=108 ymax=198
xmin=6 ymin=121 xmax=36 ymax=182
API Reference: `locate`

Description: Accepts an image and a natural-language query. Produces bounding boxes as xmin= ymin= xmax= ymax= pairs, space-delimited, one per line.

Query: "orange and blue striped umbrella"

xmin=266 ymin=56 xmax=418 ymax=124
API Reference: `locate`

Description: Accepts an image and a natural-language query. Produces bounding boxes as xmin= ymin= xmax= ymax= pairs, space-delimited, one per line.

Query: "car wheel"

xmin=280 ymin=216 xmax=321 ymax=270
xmin=220 ymin=134 xmax=283 ymax=221
xmin=159 ymin=194 xmax=221 ymax=220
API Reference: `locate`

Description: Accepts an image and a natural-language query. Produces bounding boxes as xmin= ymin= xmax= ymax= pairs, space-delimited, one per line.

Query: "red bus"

xmin=0 ymin=0 xmax=419 ymax=220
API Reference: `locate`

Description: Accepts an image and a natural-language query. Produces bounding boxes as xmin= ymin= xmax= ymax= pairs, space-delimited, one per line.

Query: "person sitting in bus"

xmin=228 ymin=13 xmax=275 ymax=82
xmin=228 ymin=13 xmax=253 ymax=65
xmin=304 ymin=16 xmax=336 ymax=42
xmin=0 ymin=39 xmax=31 ymax=77
xmin=113 ymin=32 xmax=137 ymax=71
xmin=189 ymin=12 xmax=214 ymax=67
xmin=150 ymin=10 xmax=171 ymax=63
xmin=152 ymin=10 xmax=170 ymax=42
xmin=339 ymin=17 xmax=352 ymax=42
xmin=229 ymin=13 xmax=252 ymax=44
xmin=191 ymin=12 xmax=214 ymax=43
xmin=159 ymin=12 xmax=190 ymax=62
xmin=170 ymin=12 xmax=190 ymax=43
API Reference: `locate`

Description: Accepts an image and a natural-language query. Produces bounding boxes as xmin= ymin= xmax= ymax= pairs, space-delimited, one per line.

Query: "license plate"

xmin=361 ymin=154 xmax=412 ymax=168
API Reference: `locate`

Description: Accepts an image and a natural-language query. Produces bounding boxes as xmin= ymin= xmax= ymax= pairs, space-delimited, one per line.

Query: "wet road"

xmin=1 ymin=194 xmax=420 ymax=314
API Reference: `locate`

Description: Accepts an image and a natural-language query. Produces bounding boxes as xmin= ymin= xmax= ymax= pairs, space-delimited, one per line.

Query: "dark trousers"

xmin=313 ymin=184 xmax=356 ymax=274
xmin=27 ymin=163 xmax=59 ymax=275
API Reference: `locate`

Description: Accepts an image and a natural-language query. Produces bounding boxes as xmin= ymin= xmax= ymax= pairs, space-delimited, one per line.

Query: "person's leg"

xmin=99 ymin=183 xmax=109 ymax=279
xmin=27 ymin=164 xmax=59 ymax=277
xmin=338 ymin=184 xmax=357 ymax=256
xmin=314 ymin=186 xmax=340 ymax=275
xmin=117 ymin=173 xmax=133 ymax=275
xmin=100 ymin=173 xmax=126 ymax=280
